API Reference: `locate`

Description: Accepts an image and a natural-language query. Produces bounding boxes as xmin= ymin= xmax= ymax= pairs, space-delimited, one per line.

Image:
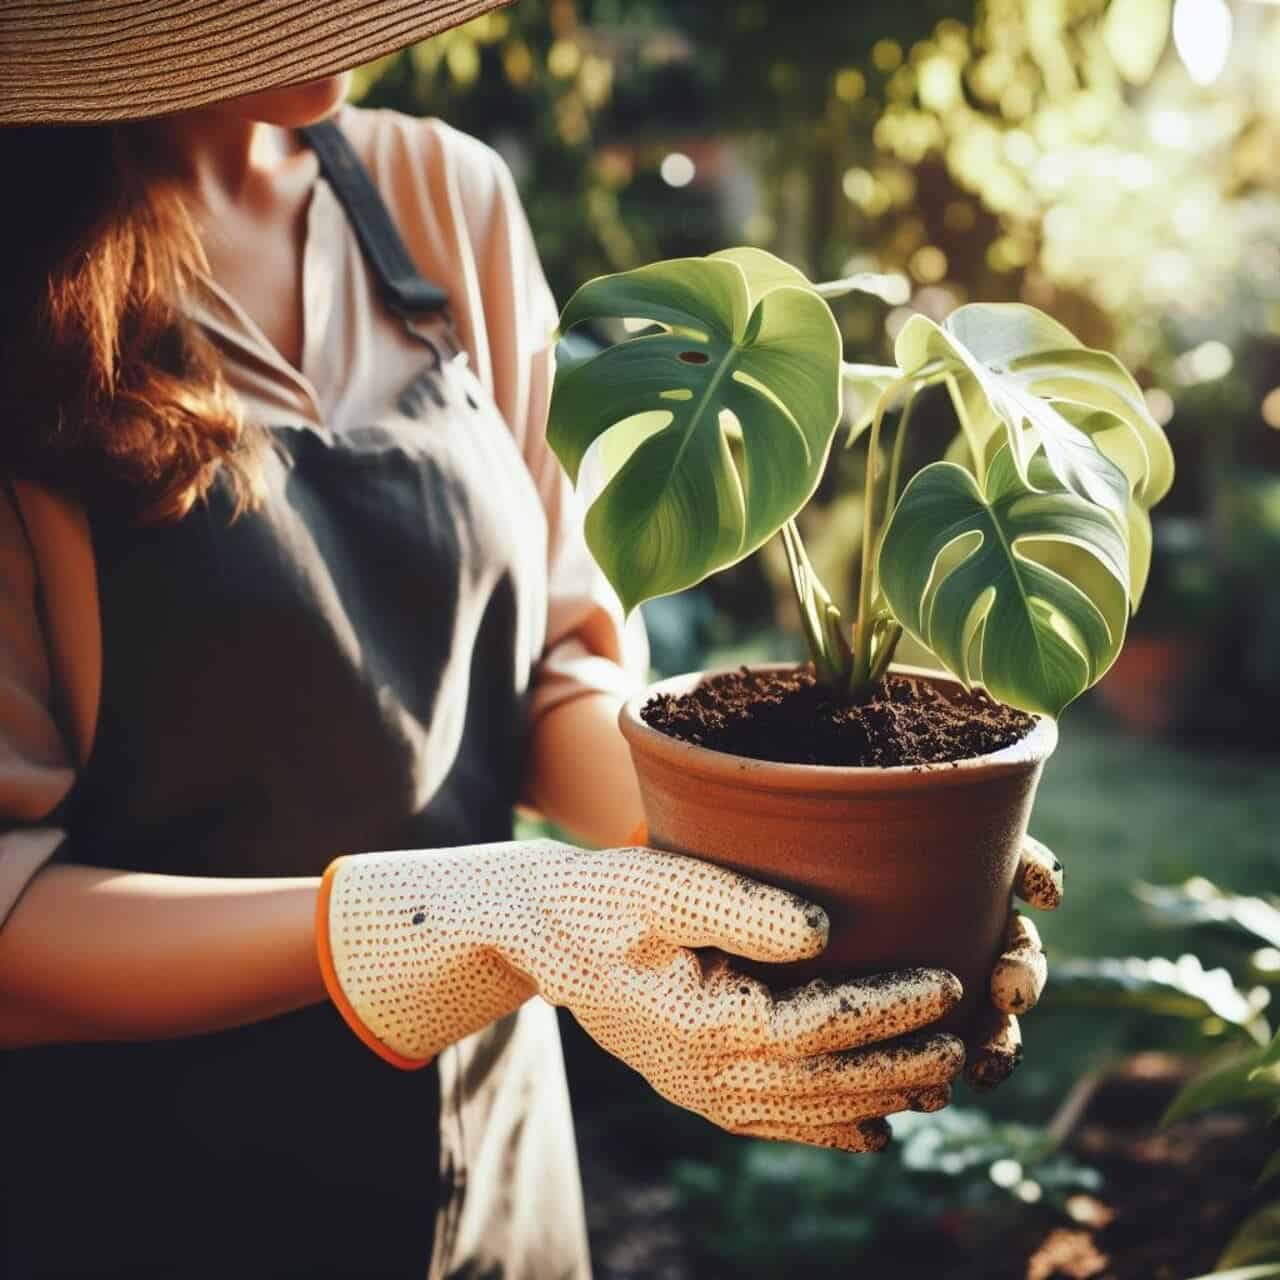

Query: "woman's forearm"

xmin=0 ymin=863 xmax=324 ymax=1048
xmin=0 ymin=693 xmax=642 ymax=1050
xmin=525 ymin=691 xmax=645 ymax=847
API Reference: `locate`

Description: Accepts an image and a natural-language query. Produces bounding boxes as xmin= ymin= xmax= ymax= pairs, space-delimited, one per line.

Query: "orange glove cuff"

xmin=315 ymin=858 xmax=434 ymax=1072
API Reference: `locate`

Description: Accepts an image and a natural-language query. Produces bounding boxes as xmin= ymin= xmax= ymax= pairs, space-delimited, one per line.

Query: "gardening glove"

xmin=317 ymin=839 xmax=967 ymax=1153
xmin=966 ymin=834 xmax=1064 ymax=1090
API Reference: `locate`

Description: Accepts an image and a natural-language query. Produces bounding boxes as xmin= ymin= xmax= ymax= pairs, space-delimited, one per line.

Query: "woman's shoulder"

xmin=336 ymin=104 xmax=555 ymax=360
xmin=338 ymin=105 xmax=518 ymax=231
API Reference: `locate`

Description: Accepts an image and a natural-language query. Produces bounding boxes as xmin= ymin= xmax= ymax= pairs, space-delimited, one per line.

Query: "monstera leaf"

xmin=943 ymin=404 xmax=1157 ymax=609
xmin=878 ymin=445 xmax=1129 ymax=717
xmin=895 ymin=304 xmax=1173 ymax=546
xmin=548 ymin=248 xmax=842 ymax=612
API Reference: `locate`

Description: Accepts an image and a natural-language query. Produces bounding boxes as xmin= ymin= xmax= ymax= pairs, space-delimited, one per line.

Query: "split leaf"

xmin=878 ymin=445 xmax=1129 ymax=718
xmin=895 ymin=304 xmax=1172 ymax=544
xmin=549 ymin=249 xmax=842 ymax=612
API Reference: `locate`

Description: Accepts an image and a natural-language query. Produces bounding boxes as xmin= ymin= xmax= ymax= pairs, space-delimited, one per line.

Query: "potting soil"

xmin=641 ymin=667 xmax=1035 ymax=767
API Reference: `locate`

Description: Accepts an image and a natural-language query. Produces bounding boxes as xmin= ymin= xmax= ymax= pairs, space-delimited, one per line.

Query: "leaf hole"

xmin=678 ymin=350 xmax=710 ymax=365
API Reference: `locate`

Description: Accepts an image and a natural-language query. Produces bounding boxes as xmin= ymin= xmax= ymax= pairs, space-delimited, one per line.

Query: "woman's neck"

xmin=142 ymin=112 xmax=311 ymax=217
xmin=138 ymin=108 xmax=322 ymax=373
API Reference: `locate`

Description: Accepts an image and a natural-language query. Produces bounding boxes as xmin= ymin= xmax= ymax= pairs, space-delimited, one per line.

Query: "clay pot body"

xmin=619 ymin=665 xmax=1058 ymax=1032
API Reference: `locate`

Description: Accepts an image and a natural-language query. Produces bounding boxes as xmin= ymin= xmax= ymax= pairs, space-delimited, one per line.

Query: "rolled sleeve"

xmin=453 ymin=134 xmax=649 ymax=723
xmin=0 ymin=485 xmax=76 ymax=927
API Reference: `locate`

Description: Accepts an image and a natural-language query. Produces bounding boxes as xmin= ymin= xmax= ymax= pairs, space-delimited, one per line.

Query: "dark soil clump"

xmin=641 ymin=666 xmax=1035 ymax=767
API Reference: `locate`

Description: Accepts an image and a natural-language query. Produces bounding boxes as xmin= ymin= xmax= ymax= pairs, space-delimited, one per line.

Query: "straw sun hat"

xmin=0 ymin=0 xmax=510 ymax=125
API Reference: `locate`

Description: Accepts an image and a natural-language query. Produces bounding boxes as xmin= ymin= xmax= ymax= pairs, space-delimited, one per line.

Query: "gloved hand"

xmin=591 ymin=824 xmax=1066 ymax=1092
xmin=317 ymin=840 xmax=966 ymax=1153
xmin=966 ymin=834 xmax=1064 ymax=1089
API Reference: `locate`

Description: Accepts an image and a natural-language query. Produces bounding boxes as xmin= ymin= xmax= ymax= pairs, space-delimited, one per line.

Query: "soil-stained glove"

xmin=966 ymin=835 xmax=1064 ymax=1089
xmin=318 ymin=840 xmax=966 ymax=1153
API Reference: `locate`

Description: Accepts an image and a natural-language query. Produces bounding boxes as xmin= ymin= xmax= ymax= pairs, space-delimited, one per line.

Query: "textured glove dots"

xmin=318 ymin=840 xmax=967 ymax=1152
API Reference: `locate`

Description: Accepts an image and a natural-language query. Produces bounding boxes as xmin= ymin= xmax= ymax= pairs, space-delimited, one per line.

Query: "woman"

xmin=0 ymin=3 xmax=1062 ymax=1277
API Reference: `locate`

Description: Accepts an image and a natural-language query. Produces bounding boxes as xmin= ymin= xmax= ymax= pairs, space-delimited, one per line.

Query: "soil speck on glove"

xmin=641 ymin=667 xmax=1034 ymax=767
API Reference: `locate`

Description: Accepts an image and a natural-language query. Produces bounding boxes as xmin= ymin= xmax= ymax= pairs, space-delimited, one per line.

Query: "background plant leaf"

xmin=1137 ymin=879 xmax=1280 ymax=951
xmin=549 ymin=251 xmax=842 ymax=612
xmin=1163 ymin=1040 xmax=1280 ymax=1125
xmin=1218 ymin=1203 xmax=1280 ymax=1272
xmin=1185 ymin=1266 xmax=1280 ymax=1280
xmin=1048 ymin=957 xmax=1270 ymax=1046
xmin=878 ymin=445 xmax=1129 ymax=717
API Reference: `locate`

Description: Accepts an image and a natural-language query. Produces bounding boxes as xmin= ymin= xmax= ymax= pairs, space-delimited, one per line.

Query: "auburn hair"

xmin=0 ymin=123 xmax=261 ymax=523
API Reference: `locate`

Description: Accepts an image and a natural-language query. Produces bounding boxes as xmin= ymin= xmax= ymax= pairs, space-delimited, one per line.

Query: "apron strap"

xmin=300 ymin=119 xmax=450 ymax=321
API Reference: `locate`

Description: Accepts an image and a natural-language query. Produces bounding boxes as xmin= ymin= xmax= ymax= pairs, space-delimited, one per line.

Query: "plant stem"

xmin=868 ymin=620 xmax=904 ymax=685
xmin=780 ymin=519 xmax=851 ymax=686
xmin=885 ymin=385 xmax=918 ymax=515
xmin=851 ymin=377 xmax=910 ymax=691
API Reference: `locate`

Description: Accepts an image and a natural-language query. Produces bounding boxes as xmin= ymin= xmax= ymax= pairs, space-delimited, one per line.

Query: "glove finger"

xmin=710 ymin=1033 xmax=962 ymax=1132
xmin=965 ymin=1009 xmax=1023 ymax=1090
xmin=732 ymin=1116 xmax=892 ymax=1154
xmin=990 ymin=913 xmax=1047 ymax=1015
xmin=830 ymin=1031 xmax=966 ymax=1092
xmin=721 ymin=1082 xmax=951 ymax=1130
xmin=718 ymin=1048 xmax=957 ymax=1110
xmin=764 ymin=969 xmax=963 ymax=1057
xmin=721 ymin=1045 xmax=962 ymax=1098
xmin=640 ymin=852 xmax=830 ymax=964
xmin=1013 ymin=836 xmax=1063 ymax=911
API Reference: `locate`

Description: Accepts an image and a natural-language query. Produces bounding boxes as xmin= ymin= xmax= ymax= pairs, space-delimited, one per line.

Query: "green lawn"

xmin=985 ymin=703 xmax=1279 ymax=1121
xmin=1030 ymin=706 xmax=1277 ymax=960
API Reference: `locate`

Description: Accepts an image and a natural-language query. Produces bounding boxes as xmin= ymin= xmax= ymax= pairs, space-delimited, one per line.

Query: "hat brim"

xmin=1 ymin=0 xmax=511 ymax=126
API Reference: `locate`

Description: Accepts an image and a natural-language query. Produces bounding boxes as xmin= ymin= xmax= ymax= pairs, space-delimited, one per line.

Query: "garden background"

xmin=354 ymin=2 xmax=1280 ymax=1275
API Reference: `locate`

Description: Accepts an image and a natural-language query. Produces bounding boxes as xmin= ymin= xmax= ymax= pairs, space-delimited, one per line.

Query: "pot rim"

xmin=619 ymin=663 xmax=1058 ymax=794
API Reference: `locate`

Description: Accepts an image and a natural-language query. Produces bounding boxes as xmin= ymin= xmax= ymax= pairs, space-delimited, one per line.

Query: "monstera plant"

xmin=549 ymin=248 xmax=1171 ymax=718
xmin=548 ymin=247 xmax=1173 ymax=1029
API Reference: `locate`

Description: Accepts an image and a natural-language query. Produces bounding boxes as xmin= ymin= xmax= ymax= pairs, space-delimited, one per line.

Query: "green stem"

xmin=885 ymin=385 xmax=919 ymax=516
xmin=852 ymin=377 xmax=910 ymax=691
xmin=780 ymin=519 xmax=851 ymax=685
xmin=868 ymin=621 xmax=904 ymax=685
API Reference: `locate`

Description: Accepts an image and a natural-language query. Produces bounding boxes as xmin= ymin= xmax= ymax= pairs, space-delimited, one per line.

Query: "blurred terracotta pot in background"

xmin=1096 ymin=632 xmax=1205 ymax=737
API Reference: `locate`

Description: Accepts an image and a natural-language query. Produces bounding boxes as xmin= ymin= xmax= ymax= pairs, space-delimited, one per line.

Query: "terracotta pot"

xmin=1096 ymin=631 xmax=1203 ymax=737
xmin=618 ymin=664 xmax=1058 ymax=1033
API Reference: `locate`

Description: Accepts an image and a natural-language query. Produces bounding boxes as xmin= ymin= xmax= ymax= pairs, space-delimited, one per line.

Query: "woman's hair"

xmin=0 ymin=123 xmax=261 ymax=523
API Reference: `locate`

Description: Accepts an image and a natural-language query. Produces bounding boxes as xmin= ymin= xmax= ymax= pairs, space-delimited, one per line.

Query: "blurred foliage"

xmin=671 ymin=1106 xmax=1100 ymax=1275
xmin=1048 ymin=952 xmax=1271 ymax=1045
xmin=1168 ymin=1026 xmax=1280 ymax=1276
xmin=350 ymin=0 xmax=1280 ymax=362
xmin=1149 ymin=889 xmax=1280 ymax=1279
xmin=348 ymin=0 xmax=1280 ymax=727
xmin=1137 ymin=877 xmax=1280 ymax=955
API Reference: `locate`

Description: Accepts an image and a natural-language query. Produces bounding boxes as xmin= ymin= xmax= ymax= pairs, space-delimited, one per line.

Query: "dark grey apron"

xmin=2 ymin=122 xmax=580 ymax=1279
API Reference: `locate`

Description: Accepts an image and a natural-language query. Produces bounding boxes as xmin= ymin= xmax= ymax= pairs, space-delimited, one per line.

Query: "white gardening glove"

xmin=317 ymin=840 xmax=966 ymax=1153
xmin=967 ymin=835 xmax=1064 ymax=1088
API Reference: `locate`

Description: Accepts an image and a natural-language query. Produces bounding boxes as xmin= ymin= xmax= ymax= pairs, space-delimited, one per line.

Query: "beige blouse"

xmin=0 ymin=106 xmax=647 ymax=925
